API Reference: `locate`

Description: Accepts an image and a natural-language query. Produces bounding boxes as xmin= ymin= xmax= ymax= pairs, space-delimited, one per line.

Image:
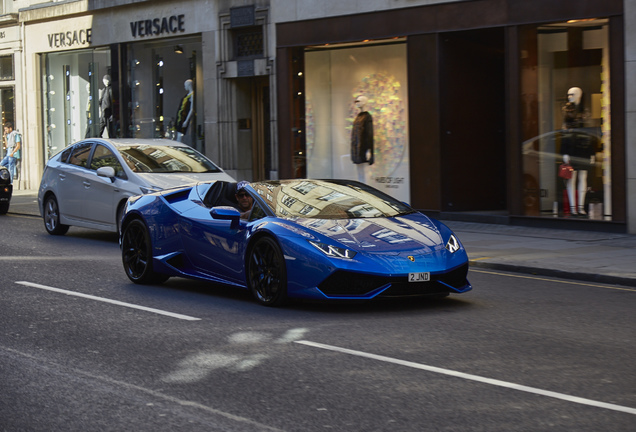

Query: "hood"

xmin=135 ymin=171 xmax=235 ymax=190
xmin=283 ymin=213 xmax=445 ymax=254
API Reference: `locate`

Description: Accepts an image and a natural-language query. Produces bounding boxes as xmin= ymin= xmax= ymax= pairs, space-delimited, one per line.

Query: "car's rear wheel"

xmin=121 ymin=219 xmax=169 ymax=284
xmin=116 ymin=203 xmax=126 ymax=234
xmin=247 ymin=236 xmax=288 ymax=307
xmin=43 ymin=195 xmax=69 ymax=235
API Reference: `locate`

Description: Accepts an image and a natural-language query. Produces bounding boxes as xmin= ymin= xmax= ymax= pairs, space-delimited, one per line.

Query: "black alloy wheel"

xmin=43 ymin=195 xmax=69 ymax=235
xmin=121 ymin=219 xmax=169 ymax=284
xmin=247 ymin=236 xmax=288 ymax=307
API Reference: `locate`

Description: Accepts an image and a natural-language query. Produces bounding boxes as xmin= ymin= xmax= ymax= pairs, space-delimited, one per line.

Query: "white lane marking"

xmin=0 ymin=256 xmax=117 ymax=261
xmin=295 ymin=340 xmax=636 ymax=416
xmin=16 ymin=281 xmax=201 ymax=321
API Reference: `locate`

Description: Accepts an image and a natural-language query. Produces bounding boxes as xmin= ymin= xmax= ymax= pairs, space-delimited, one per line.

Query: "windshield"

xmin=251 ymin=179 xmax=414 ymax=219
xmin=117 ymin=145 xmax=222 ymax=173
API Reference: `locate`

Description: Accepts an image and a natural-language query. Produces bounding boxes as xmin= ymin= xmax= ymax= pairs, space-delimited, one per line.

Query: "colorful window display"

xmin=304 ymin=41 xmax=410 ymax=203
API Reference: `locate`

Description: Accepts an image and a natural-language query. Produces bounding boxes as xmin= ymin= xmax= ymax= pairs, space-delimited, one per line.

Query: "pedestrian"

xmin=0 ymin=122 xmax=21 ymax=181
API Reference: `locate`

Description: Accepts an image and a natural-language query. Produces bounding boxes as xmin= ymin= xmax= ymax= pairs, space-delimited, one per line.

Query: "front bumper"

xmin=315 ymin=263 xmax=471 ymax=299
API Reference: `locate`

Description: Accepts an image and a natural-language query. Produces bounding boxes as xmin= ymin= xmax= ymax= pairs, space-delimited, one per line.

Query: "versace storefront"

xmin=19 ymin=1 xmax=275 ymax=189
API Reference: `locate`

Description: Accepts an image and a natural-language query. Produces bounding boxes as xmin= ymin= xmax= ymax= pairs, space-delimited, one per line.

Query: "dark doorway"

xmin=439 ymin=28 xmax=506 ymax=212
xmin=252 ymin=77 xmax=270 ymax=181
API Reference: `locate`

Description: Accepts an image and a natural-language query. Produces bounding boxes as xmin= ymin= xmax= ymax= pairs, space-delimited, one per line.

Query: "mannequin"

xmin=350 ymin=95 xmax=374 ymax=182
xmin=99 ymin=75 xmax=113 ymax=138
xmin=175 ymin=79 xmax=194 ymax=142
xmin=561 ymin=87 xmax=594 ymax=216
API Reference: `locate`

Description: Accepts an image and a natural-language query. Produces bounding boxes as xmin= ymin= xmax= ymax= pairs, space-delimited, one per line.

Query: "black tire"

xmin=121 ymin=219 xmax=169 ymax=284
xmin=0 ymin=202 xmax=8 ymax=215
xmin=43 ymin=195 xmax=69 ymax=235
xmin=247 ymin=236 xmax=288 ymax=307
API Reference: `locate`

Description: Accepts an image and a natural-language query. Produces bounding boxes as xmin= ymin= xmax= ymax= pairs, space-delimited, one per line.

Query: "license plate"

xmin=409 ymin=272 xmax=430 ymax=282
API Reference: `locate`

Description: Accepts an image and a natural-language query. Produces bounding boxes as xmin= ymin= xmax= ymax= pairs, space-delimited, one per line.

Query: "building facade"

xmin=275 ymin=0 xmax=631 ymax=233
xmin=0 ymin=2 xmax=22 ymax=181
xmin=5 ymin=0 xmax=636 ymax=233
xmin=17 ymin=0 xmax=277 ymax=189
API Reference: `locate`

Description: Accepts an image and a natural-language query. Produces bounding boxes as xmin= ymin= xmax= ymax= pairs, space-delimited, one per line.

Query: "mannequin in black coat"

xmin=351 ymin=95 xmax=374 ymax=182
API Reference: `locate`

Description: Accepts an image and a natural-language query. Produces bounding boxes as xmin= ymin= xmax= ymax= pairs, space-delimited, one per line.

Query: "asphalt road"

xmin=1 ymin=213 xmax=635 ymax=431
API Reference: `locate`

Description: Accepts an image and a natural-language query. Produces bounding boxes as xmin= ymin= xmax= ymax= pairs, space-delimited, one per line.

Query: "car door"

xmin=56 ymin=141 xmax=94 ymax=221
xmin=180 ymin=204 xmax=249 ymax=284
xmin=84 ymin=143 xmax=128 ymax=227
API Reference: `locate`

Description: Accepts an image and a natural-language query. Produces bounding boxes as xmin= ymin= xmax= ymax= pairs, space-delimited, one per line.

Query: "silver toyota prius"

xmin=38 ymin=138 xmax=235 ymax=235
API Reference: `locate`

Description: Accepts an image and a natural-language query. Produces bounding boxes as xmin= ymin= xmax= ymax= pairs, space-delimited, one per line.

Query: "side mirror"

xmin=210 ymin=206 xmax=241 ymax=229
xmin=96 ymin=166 xmax=116 ymax=182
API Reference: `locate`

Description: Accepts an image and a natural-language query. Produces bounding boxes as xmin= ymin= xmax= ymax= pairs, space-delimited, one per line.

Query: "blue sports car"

xmin=120 ymin=179 xmax=472 ymax=306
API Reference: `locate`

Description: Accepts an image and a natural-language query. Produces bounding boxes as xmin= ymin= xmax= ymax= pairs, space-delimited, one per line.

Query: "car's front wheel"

xmin=0 ymin=201 xmax=8 ymax=215
xmin=43 ymin=195 xmax=69 ymax=235
xmin=247 ymin=236 xmax=288 ymax=307
xmin=121 ymin=219 xmax=169 ymax=284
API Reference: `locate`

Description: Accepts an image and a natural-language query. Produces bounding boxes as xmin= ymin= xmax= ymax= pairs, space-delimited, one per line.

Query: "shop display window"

xmin=304 ymin=40 xmax=410 ymax=202
xmin=128 ymin=37 xmax=202 ymax=150
xmin=0 ymin=55 xmax=14 ymax=81
xmin=520 ymin=19 xmax=611 ymax=220
xmin=41 ymin=49 xmax=110 ymax=158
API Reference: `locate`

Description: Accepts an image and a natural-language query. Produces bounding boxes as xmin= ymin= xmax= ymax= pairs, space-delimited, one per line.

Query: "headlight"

xmin=0 ymin=170 xmax=9 ymax=181
xmin=139 ymin=185 xmax=163 ymax=194
xmin=309 ymin=241 xmax=357 ymax=259
xmin=445 ymin=235 xmax=461 ymax=253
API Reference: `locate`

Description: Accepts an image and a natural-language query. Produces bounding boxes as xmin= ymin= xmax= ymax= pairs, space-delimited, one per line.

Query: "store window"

xmin=521 ymin=19 xmax=611 ymax=220
xmin=41 ymin=48 xmax=111 ymax=159
xmin=0 ymin=54 xmax=14 ymax=81
xmin=304 ymin=40 xmax=410 ymax=202
xmin=128 ymin=37 xmax=203 ymax=151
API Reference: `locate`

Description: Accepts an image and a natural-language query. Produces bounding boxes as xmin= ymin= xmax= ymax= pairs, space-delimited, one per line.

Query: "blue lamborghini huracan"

xmin=120 ymin=179 xmax=472 ymax=306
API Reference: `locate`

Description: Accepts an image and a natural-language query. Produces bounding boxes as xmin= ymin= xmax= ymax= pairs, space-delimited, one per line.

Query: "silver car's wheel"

xmin=43 ymin=195 xmax=69 ymax=235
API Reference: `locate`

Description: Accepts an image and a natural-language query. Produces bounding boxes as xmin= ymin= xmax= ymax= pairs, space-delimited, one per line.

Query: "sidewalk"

xmin=444 ymin=220 xmax=636 ymax=287
xmin=8 ymin=190 xmax=636 ymax=287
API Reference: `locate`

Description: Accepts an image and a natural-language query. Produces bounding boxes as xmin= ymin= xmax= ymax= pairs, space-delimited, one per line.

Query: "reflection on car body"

xmin=522 ymin=127 xmax=603 ymax=218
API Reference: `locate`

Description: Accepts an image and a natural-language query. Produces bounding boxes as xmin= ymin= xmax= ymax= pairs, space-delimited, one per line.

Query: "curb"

xmin=469 ymin=260 xmax=636 ymax=288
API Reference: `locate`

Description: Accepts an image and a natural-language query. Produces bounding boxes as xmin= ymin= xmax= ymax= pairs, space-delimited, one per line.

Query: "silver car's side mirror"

xmin=96 ymin=166 xmax=116 ymax=183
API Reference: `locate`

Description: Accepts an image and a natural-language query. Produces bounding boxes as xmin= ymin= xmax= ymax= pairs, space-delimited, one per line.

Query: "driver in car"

xmin=235 ymin=181 xmax=253 ymax=220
